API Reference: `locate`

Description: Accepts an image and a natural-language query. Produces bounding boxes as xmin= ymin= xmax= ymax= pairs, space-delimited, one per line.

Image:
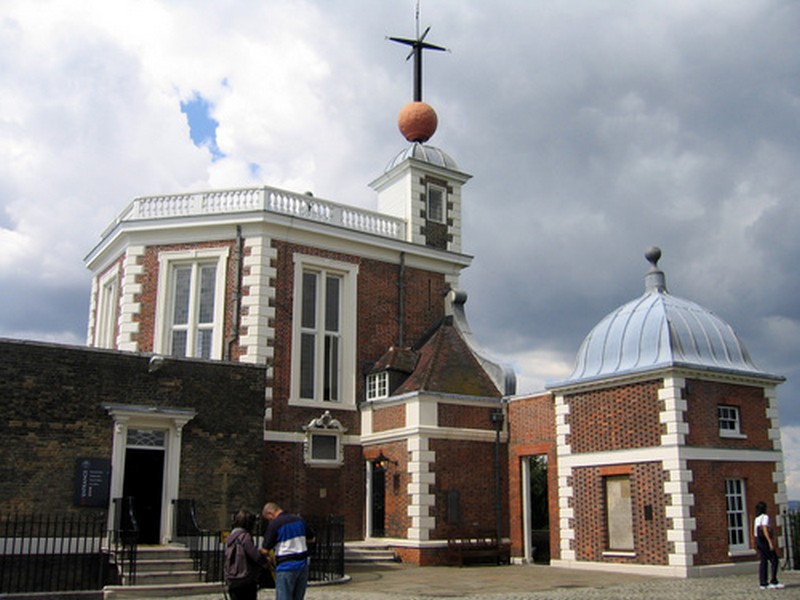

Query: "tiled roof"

xmin=391 ymin=316 xmax=503 ymax=397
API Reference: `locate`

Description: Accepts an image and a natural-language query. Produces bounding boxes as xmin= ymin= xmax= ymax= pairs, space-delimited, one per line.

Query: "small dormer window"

xmin=427 ymin=183 xmax=446 ymax=223
xmin=366 ymin=371 xmax=389 ymax=401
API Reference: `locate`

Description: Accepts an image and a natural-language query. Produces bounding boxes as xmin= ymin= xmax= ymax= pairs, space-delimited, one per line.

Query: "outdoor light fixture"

xmin=374 ymin=451 xmax=397 ymax=470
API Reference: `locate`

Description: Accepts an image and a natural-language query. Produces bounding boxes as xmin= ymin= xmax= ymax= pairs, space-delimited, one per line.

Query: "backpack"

xmin=224 ymin=534 xmax=251 ymax=587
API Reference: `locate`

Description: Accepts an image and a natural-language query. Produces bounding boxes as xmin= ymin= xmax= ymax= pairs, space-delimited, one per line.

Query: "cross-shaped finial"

xmin=388 ymin=2 xmax=447 ymax=102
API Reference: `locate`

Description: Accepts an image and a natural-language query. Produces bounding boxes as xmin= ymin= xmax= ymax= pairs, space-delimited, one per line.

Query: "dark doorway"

xmin=529 ymin=455 xmax=550 ymax=563
xmin=371 ymin=462 xmax=386 ymax=537
xmin=123 ymin=448 xmax=165 ymax=544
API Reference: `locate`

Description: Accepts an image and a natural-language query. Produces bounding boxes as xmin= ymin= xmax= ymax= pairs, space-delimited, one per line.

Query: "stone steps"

xmin=105 ymin=545 xmax=212 ymax=598
xmin=344 ymin=541 xmax=399 ymax=564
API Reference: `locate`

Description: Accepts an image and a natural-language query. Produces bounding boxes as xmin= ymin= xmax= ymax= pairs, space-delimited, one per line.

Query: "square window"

xmin=310 ymin=434 xmax=338 ymax=461
xmin=302 ymin=411 xmax=345 ymax=467
xmin=367 ymin=371 xmax=389 ymax=400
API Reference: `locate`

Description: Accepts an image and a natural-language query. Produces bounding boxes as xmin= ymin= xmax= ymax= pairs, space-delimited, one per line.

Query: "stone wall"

xmin=0 ymin=338 xmax=265 ymax=531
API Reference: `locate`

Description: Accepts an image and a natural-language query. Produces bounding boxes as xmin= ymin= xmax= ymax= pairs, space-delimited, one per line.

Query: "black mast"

xmin=388 ymin=3 xmax=447 ymax=101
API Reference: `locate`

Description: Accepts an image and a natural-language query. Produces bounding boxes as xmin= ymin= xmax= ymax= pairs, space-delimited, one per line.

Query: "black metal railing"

xmin=110 ymin=497 xmax=139 ymax=585
xmin=784 ymin=509 xmax=799 ymax=570
xmin=0 ymin=512 xmax=109 ymax=594
xmin=172 ymin=501 xmax=345 ymax=584
xmin=306 ymin=515 xmax=345 ymax=582
xmin=173 ymin=499 xmax=223 ymax=582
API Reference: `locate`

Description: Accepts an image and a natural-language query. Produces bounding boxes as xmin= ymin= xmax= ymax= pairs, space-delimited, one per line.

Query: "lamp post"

xmin=491 ymin=408 xmax=505 ymax=546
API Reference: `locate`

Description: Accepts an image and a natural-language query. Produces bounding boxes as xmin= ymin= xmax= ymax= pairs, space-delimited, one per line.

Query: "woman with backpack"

xmin=225 ymin=509 xmax=267 ymax=600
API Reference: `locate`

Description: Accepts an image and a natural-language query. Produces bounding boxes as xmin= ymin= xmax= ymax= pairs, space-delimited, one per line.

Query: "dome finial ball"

xmin=398 ymin=101 xmax=438 ymax=143
xmin=645 ymin=246 xmax=662 ymax=268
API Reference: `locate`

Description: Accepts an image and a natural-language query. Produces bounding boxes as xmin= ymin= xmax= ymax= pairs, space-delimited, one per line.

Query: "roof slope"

xmin=392 ymin=316 xmax=503 ymax=398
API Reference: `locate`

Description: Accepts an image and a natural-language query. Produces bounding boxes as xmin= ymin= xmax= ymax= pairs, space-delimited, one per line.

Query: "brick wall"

xmin=507 ymin=393 xmax=558 ymax=561
xmin=0 ymin=338 xmax=265 ymax=531
xmin=429 ymin=438 xmax=506 ymax=539
xmin=684 ymin=379 xmax=772 ymax=449
xmin=372 ymin=404 xmax=406 ymax=432
xmin=438 ymin=403 xmax=495 ymax=430
xmin=263 ymin=440 xmax=366 ymax=540
xmin=567 ymin=380 xmax=663 ymax=452
xmin=572 ymin=462 xmax=669 ymax=565
xmin=269 ymin=241 xmax=446 ymax=437
xmin=688 ymin=459 xmax=779 ymax=565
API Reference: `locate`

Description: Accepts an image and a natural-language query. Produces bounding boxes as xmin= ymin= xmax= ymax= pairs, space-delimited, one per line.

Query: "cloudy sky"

xmin=2 ymin=1 xmax=800 ymax=495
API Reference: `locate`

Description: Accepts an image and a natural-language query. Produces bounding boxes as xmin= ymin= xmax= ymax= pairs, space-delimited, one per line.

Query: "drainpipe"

xmin=492 ymin=406 xmax=505 ymax=546
xmin=397 ymin=252 xmax=406 ymax=348
xmin=225 ymin=225 xmax=244 ymax=360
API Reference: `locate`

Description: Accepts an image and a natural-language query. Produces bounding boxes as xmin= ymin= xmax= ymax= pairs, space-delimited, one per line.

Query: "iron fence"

xmin=306 ymin=515 xmax=345 ymax=582
xmin=252 ymin=513 xmax=344 ymax=582
xmin=0 ymin=512 xmax=110 ymax=594
xmin=110 ymin=497 xmax=139 ymax=585
xmin=785 ymin=509 xmax=799 ymax=570
xmin=173 ymin=499 xmax=223 ymax=582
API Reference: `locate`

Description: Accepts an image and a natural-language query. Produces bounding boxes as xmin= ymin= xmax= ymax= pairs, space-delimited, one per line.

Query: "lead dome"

xmin=557 ymin=247 xmax=778 ymax=386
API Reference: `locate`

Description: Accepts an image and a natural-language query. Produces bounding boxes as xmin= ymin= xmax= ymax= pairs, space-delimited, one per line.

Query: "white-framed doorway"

xmin=521 ymin=454 xmax=550 ymax=563
xmin=103 ymin=404 xmax=196 ymax=545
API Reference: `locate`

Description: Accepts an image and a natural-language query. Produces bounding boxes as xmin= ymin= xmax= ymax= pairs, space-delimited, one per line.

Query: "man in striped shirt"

xmin=261 ymin=502 xmax=315 ymax=600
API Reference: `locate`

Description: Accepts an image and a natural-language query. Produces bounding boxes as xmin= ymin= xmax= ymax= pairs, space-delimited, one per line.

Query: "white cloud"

xmin=1 ymin=0 xmax=800 ymax=436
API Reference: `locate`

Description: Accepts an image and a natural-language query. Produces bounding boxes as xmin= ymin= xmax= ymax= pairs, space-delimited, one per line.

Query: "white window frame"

xmin=725 ymin=478 xmax=749 ymax=552
xmin=719 ymin=404 xmax=746 ymax=439
xmin=302 ymin=411 xmax=346 ymax=468
xmin=426 ymin=182 xmax=446 ymax=223
xmin=153 ymin=248 xmax=229 ymax=360
xmin=366 ymin=371 xmax=389 ymax=401
xmin=290 ymin=254 xmax=358 ymax=409
xmin=95 ymin=267 xmax=120 ymax=349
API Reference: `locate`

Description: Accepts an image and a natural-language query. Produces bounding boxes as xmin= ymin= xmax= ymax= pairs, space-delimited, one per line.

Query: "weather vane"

xmin=388 ymin=1 xmax=447 ymax=102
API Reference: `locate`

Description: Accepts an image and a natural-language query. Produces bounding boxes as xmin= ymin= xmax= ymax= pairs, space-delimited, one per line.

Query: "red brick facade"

xmin=437 ymin=403 xmax=496 ymax=430
xmin=684 ymin=379 xmax=772 ymax=449
xmin=688 ymin=460 xmax=780 ymax=565
xmin=566 ymin=380 xmax=663 ymax=452
xmin=572 ymin=462 xmax=669 ymax=564
xmin=507 ymin=393 xmax=558 ymax=562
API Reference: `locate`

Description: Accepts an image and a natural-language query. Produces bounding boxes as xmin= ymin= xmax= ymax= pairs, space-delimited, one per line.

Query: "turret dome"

xmin=384 ymin=142 xmax=459 ymax=173
xmin=553 ymin=247 xmax=780 ymax=387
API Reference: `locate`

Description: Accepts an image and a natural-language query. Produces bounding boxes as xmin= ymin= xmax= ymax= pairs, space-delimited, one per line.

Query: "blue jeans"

xmin=274 ymin=563 xmax=309 ymax=600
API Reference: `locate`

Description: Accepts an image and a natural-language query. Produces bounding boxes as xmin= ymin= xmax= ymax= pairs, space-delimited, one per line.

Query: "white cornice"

xmin=558 ymin=445 xmax=782 ymax=468
xmin=85 ymin=212 xmax=472 ymax=274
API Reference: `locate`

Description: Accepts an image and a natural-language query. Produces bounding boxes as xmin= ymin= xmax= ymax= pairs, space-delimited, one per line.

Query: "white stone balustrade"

xmin=107 ymin=186 xmax=406 ymax=241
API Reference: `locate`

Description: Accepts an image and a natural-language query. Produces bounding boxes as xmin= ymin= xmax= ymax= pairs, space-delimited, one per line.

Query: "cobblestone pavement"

xmin=182 ymin=563 xmax=800 ymax=600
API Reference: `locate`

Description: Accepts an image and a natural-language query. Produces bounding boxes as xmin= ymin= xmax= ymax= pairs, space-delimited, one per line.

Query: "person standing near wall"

xmin=224 ymin=510 xmax=265 ymax=600
xmin=754 ymin=501 xmax=784 ymax=590
xmin=261 ymin=502 xmax=316 ymax=600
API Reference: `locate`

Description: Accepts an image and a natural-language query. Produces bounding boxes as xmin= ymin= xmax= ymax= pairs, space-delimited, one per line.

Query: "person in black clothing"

xmin=753 ymin=501 xmax=784 ymax=590
xmin=225 ymin=509 xmax=266 ymax=600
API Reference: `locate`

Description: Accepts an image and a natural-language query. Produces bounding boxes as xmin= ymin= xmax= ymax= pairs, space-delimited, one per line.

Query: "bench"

xmin=446 ymin=533 xmax=510 ymax=566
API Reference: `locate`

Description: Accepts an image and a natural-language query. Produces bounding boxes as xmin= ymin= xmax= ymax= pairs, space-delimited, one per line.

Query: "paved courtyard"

xmin=184 ymin=563 xmax=800 ymax=600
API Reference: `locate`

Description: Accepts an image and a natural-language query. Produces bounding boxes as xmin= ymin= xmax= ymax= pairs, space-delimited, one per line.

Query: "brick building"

xmin=0 ymin=30 xmax=787 ymax=574
xmin=508 ymin=247 xmax=787 ymax=576
xmin=77 ymin=87 xmax=515 ymax=562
